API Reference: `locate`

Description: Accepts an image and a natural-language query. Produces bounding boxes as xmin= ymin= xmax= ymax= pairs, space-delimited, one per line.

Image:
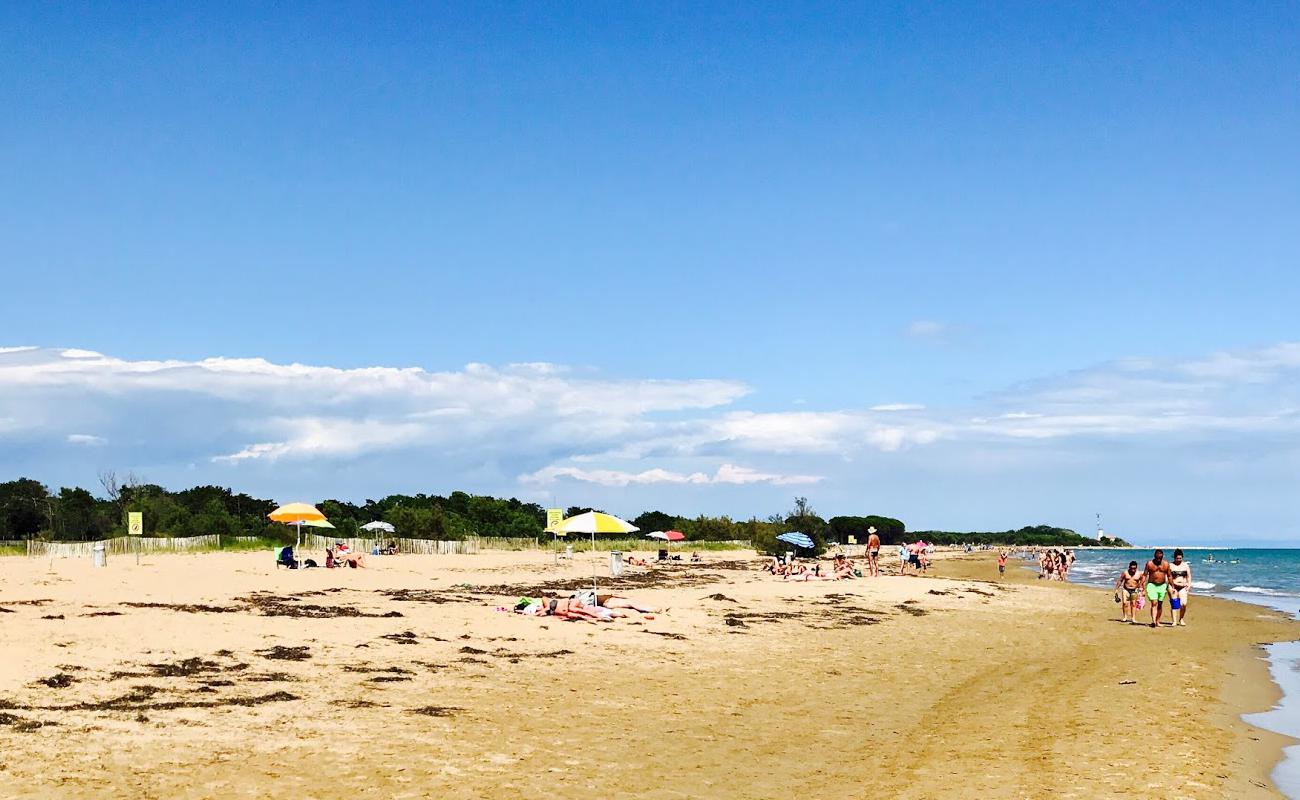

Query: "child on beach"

xmin=997 ymin=551 xmax=1007 ymax=577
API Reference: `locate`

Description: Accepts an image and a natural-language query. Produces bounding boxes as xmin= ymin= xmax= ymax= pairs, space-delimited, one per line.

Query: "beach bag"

xmin=573 ymin=590 xmax=597 ymax=606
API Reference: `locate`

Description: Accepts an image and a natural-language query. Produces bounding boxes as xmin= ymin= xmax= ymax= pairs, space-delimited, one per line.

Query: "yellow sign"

xmin=847 ymin=536 xmax=857 ymax=545
xmin=545 ymin=508 xmax=564 ymax=535
xmin=127 ymin=512 xmax=143 ymax=536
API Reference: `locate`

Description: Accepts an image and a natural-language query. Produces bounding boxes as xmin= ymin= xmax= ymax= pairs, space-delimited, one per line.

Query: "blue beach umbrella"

xmin=776 ymin=531 xmax=815 ymax=550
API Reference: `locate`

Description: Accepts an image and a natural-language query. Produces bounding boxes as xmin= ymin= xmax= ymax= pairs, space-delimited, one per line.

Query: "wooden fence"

xmin=299 ymin=533 xmax=543 ymax=555
xmin=27 ymin=535 xmax=223 ymax=559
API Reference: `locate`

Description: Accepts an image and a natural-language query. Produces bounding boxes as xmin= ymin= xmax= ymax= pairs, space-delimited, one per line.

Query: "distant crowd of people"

xmin=1036 ymin=548 xmax=1076 ymax=581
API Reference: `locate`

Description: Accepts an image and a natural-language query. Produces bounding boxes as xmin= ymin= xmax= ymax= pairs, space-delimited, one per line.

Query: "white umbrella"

xmin=361 ymin=521 xmax=395 ymax=533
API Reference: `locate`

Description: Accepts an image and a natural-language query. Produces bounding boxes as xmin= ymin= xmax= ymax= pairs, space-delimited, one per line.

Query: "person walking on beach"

xmin=1143 ymin=549 xmax=1172 ymax=628
xmin=866 ymin=528 xmax=881 ymax=577
xmin=997 ymin=550 xmax=1007 ymax=578
xmin=1167 ymin=548 xmax=1192 ymax=627
xmin=1114 ymin=560 xmax=1142 ymax=624
xmin=898 ymin=544 xmax=910 ymax=575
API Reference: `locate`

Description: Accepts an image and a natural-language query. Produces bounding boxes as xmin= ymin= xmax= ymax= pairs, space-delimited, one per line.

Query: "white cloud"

xmin=521 ymin=463 xmax=822 ymax=488
xmin=904 ymin=320 xmax=949 ymax=342
xmin=7 ymin=342 xmax=1300 ymax=511
xmin=66 ymin=433 xmax=106 ymax=446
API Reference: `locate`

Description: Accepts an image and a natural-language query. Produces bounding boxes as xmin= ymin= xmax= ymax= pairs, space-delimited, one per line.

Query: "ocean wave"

xmin=1191 ymin=580 xmax=1216 ymax=590
xmin=1230 ymin=586 xmax=1300 ymax=597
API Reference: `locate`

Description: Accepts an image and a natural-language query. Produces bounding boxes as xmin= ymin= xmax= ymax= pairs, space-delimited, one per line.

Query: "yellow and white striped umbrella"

xmin=556 ymin=511 xmax=639 ymax=535
xmin=556 ymin=512 xmax=639 ymax=595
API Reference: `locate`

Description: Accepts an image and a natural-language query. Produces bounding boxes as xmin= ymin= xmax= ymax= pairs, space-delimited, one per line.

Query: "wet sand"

xmin=1 ymin=549 xmax=1296 ymax=799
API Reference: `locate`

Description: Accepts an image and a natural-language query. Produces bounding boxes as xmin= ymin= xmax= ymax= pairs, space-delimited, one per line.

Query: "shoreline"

xmin=3 ymin=547 xmax=1298 ymax=798
xmin=936 ymin=552 xmax=1300 ymax=799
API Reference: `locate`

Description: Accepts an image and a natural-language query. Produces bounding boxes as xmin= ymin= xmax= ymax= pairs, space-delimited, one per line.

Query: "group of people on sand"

xmin=763 ymin=552 xmax=863 ymax=581
xmin=898 ymin=542 xmax=930 ymax=574
xmin=512 ymin=590 xmax=663 ymax=622
xmin=1037 ymin=548 xmax=1075 ymax=581
xmin=762 ymin=529 xmax=899 ymax=580
xmin=1114 ymin=548 xmax=1193 ymax=628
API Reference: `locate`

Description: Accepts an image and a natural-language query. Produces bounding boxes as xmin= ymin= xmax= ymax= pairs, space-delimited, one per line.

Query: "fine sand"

xmin=2 ymin=548 xmax=1296 ymax=799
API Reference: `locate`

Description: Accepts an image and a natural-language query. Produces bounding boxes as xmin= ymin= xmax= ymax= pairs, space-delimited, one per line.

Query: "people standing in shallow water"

xmin=1115 ymin=561 xmax=1142 ymax=624
xmin=1143 ymin=549 xmax=1171 ymax=628
xmin=1167 ymin=548 xmax=1192 ymax=627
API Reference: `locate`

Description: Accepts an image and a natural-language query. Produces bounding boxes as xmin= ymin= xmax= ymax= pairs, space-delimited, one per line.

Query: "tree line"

xmin=0 ymin=476 xmax=1116 ymax=552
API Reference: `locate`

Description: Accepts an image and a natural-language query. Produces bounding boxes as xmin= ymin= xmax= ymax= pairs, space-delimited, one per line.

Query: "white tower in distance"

xmin=1096 ymin=513 xmax=1111 ymax=543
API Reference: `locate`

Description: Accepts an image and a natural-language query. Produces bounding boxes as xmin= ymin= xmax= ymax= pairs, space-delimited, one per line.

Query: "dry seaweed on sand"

xmin=243 ymin=672 xmax=297 ymax=683
xmin=469 ymin=567 xmax=726 ymax=597
xmin=643 ymin=630 xmax=688 ymax=640
xmin=25 ymin=687 xmax=299 ymax=713
xmin=0 ymin=712 xmax=48 ymax=732
xmin=237 ymin=593 xmax=404 ymax=619
xmin=256 ymin=645 xmax=312 ymax=661
xmin=380 ymin=589 xmax=476 ymax=605
xmin=35 ymin=673 xmax=75 ymax=689
xmin=146 ymin=657 xmax=225 ymax=677
xmin=411 ymin=705 xmax=460 ymax=717
xmin=122 ymin=602 xmax=243 ymax=614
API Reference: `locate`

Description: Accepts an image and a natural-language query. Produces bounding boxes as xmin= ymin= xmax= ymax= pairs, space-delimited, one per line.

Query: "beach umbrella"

xmin=645 ymin=530 xmax=686 ymax=542
xmin=557 ymin=512 xmax=639 ymax=593
xmin=268 ymin=503 xmax=326 ymax=551
xmin=361 ymin=521 xmax=395 ymax=533
xmin=777 ymin=531 xmax=815 ymax=551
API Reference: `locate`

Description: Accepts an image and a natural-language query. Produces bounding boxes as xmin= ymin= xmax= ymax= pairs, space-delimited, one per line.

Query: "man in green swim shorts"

xmin=1142 ymin=549 xmax=1171 ymax=628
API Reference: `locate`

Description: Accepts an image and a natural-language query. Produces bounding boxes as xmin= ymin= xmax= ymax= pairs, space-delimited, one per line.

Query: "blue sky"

xmin=2 ymin=4 xmax=1298 ymax=543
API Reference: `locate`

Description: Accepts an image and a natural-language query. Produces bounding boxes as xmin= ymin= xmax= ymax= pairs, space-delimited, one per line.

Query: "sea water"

xmin=1057 ymin=547 xmax=1300 ymax=798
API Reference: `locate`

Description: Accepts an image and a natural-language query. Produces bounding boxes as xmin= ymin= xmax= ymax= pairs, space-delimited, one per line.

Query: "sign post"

xmin=128 ymin=511 xmax=143 ymax=565
xmin=545 ymin=508 xmax=564 ymax=563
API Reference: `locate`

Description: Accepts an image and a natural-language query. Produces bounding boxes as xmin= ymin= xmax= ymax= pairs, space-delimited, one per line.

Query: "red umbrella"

xmin=664 ymin=530 xmax=685 ymax=541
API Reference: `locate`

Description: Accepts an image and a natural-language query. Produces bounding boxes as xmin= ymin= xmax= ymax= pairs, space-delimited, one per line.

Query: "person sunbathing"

xmin=627 ymin=556 xmax=651 ymax=567
xmin=528 ymin=595 xmax=611 ymax=622
xmin=832 ymin=555 xmax=856 ymax=580
xmin=570 ymin=590 xmax=663 ymax=614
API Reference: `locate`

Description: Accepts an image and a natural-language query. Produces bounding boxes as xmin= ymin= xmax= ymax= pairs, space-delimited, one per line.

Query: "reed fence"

xmin=27 ymin=535 xmax=223 ymax=559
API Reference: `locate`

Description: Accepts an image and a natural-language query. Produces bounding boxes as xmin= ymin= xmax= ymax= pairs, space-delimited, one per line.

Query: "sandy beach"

xmin=2 ymin=548 xmax=1296 ymax=799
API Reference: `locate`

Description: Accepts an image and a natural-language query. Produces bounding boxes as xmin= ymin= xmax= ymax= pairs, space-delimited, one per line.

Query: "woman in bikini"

xmin=1167 ymin=548 xmax=1192 ymax=627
